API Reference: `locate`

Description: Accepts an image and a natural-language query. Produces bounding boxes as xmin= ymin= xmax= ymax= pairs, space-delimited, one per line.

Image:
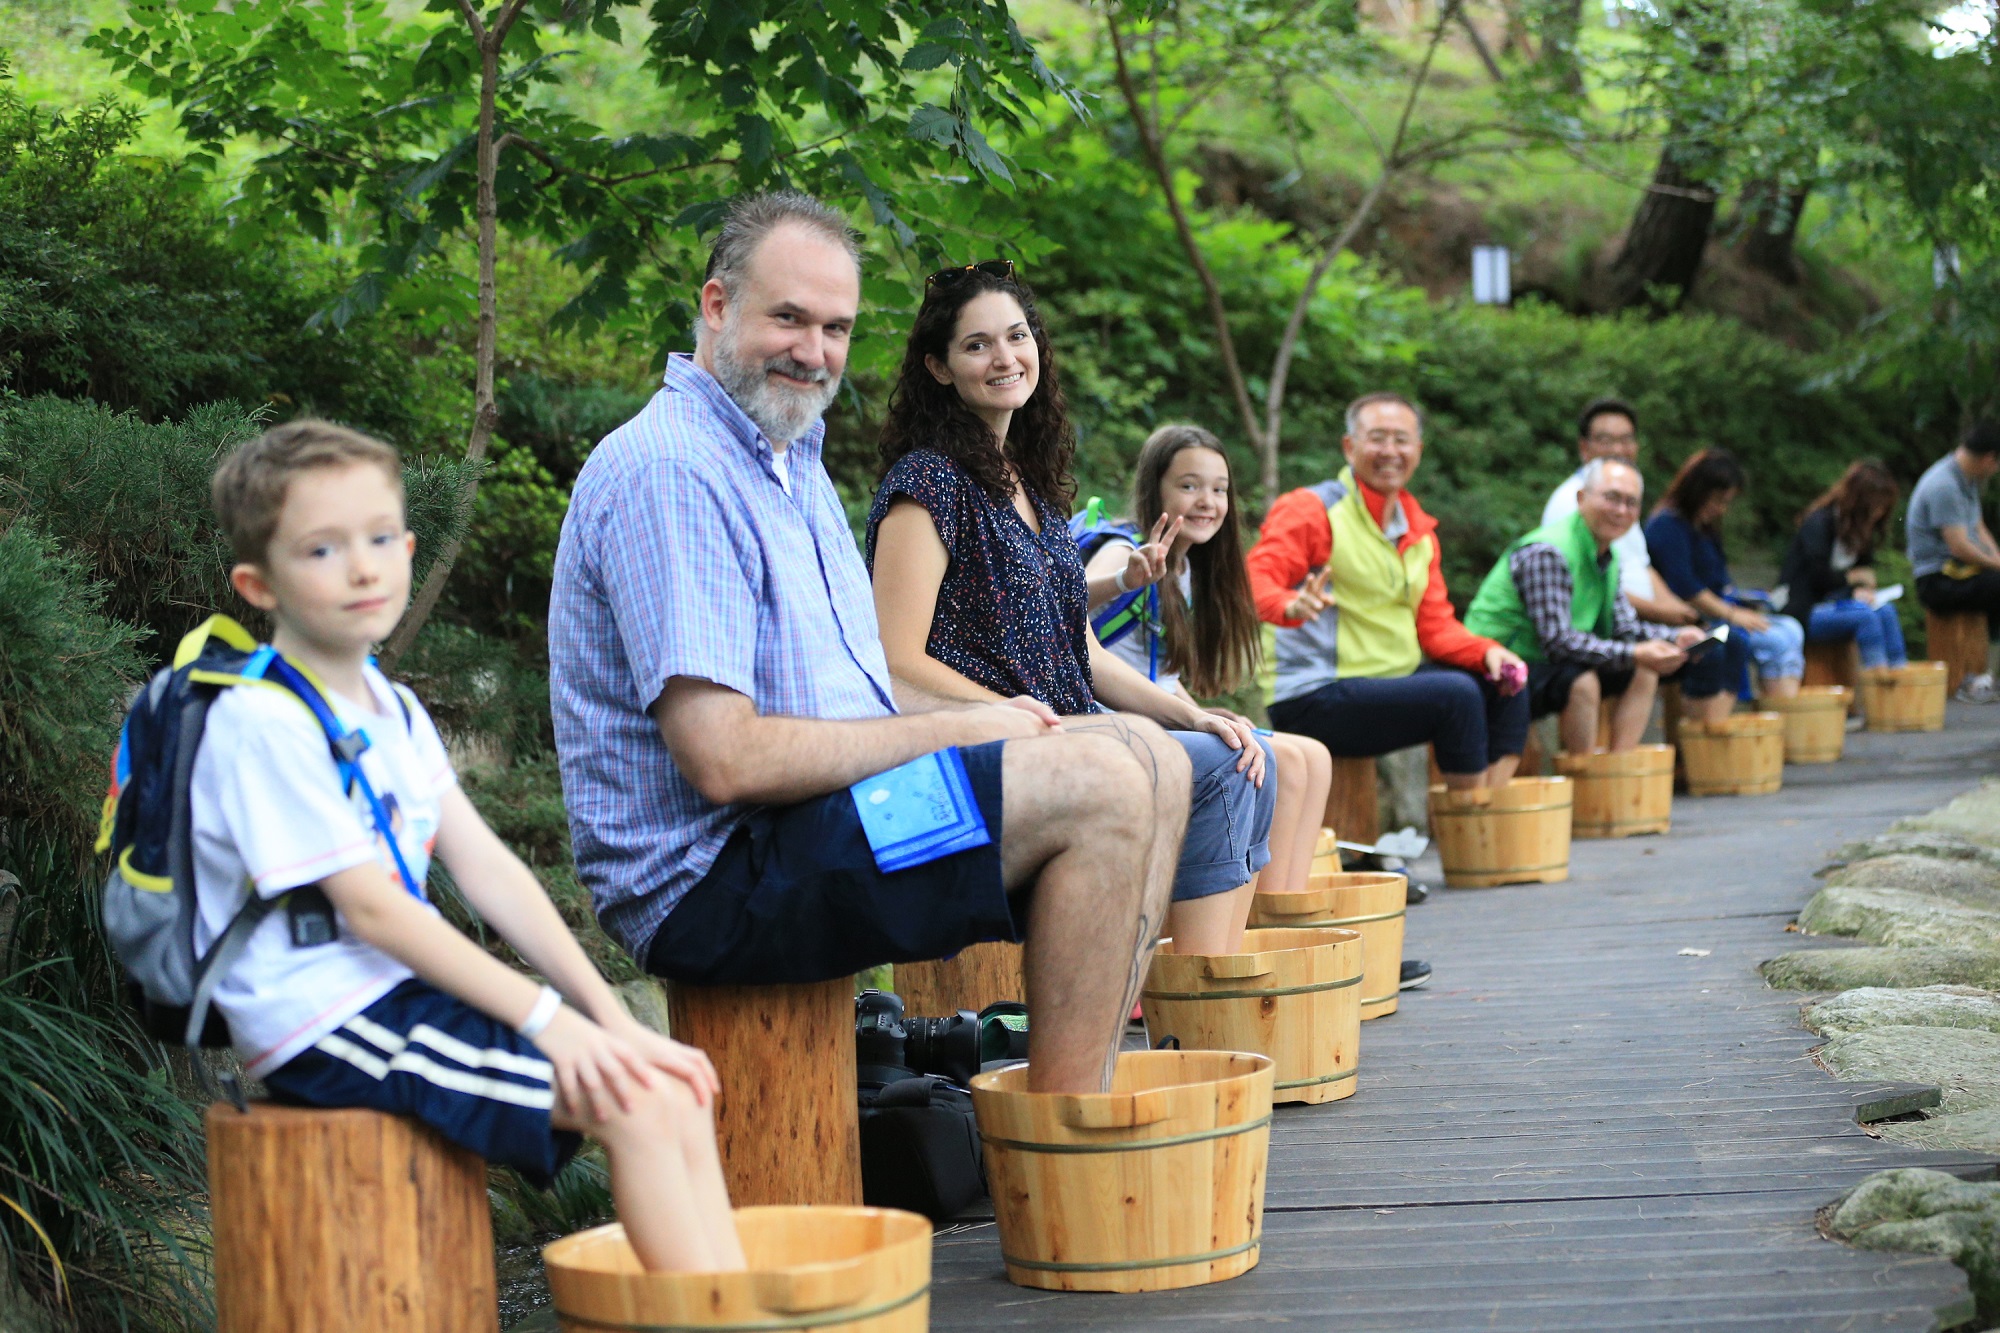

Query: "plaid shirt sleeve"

xmin=596 ymin=456 xmax=759 ymax=708
xmin=1613 ymin=586 xmax=1681 ymax=643
xmin=1511 ymin=543 xmax=1635 ymax=670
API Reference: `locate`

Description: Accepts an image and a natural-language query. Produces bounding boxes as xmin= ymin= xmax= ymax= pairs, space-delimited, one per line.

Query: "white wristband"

xmin=1113 ymin=566 xmax=1132 ymax=594
xmin=517 ymin=985 xmax=563 ymax=1039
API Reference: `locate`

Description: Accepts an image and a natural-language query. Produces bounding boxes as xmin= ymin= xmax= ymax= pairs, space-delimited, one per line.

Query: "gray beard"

xmin=711 ymin=317 xmax=841 ymax=445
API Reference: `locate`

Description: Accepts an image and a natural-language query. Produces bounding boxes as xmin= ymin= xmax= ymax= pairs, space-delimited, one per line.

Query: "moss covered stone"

xmin=1891 ymin=782 xmax=2000 ymax=849
xmin=1824 ymin=855 xmax=2000 ymax=910
xmin=1817 ymin=1026 xmax=2000 ymax=1114
xmin=1821 ymin=831 xmax=2000 ymax=875
xmin=1875 ymin=1105 xmax=2000 ymax=1153
xmin=1828 ymin=1168 xmax=2000 ymax=1322
xmin=1798 ymin=885 xmax=2000 ymax=949
xmin=1761 ymin=946 xmax=2000 ymax=991
xmin=1804 ymin=985 xmax=2000 ymax=1038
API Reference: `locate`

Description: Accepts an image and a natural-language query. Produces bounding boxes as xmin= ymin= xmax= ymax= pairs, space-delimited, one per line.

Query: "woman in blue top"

xmin=1643 ymin=448 xmax=1805 ymax=722
xmin=866 ymin=262 xmax=1274 ymax=957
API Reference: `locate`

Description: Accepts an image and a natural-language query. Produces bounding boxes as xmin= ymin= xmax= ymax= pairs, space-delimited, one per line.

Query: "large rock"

xmin=1824 ymin=855 xmax=2000 ymax=911
xmin=1875 ymin=1104 xmax=2000 ymax=1154
xmin=1761 ymin=946 xmax=2000 ymax=991
xmin=1890 ymin=781 xmax=2000 ymax=849
xmin=1827 ymin=1168 xmax=2000 ymax=1321
xmin=1804 ymin=985 xmax=2000 ymax=1038
xmin=1816 ymin=1026 xmax=2000 ymax=1114
xmin=1797 ymin=885 xmax=2000 ymax=949
xmin=1820 ymin=830 xmax=2000 ymax=875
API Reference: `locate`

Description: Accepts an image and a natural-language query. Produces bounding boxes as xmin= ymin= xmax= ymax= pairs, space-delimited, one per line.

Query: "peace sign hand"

xmin=1284 ymin=567 xmax=1334 ymax=623
xmin=1121 ymin=512 xmax=1182 ymax=594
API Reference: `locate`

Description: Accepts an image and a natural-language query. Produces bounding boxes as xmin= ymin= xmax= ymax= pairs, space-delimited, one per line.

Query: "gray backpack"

xmin=98 ymin=616 xmax=420 ymax=1048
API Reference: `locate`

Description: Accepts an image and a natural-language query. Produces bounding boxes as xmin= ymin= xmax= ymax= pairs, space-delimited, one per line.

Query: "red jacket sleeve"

xmin=1247 ymin=489 xmax=1332 ymax=626
xmin=1414 ymin=534 xmax=1499 ymax=670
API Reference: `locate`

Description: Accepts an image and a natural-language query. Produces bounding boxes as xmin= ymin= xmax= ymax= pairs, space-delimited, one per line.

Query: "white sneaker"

xmin=1955 ymin=673 xmax=1998 ymax=704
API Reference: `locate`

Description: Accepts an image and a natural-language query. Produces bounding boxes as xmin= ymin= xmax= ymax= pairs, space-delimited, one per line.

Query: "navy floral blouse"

xmin=866 ymin=449 xmax=1098 ymax=716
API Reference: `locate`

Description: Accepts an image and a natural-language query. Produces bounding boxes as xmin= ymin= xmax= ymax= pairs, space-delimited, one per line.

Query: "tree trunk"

xmin=381 ymin=12 xmax=519 ymax=667
xmin=1535 ymin=0 xmax=1585 ymax=93
xmin=1602 ymin=144 xmax=1717 ymax=311
xmin=1739 ymin=179 xmax=1810 ymax=285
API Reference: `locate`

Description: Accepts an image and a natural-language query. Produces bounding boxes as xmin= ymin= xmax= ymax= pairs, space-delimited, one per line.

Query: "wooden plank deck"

xmin=930 ymin=703 xmax=2000 ymax=1331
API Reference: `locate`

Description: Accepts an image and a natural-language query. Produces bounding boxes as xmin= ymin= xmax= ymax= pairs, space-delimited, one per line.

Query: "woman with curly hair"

xmin=866 ymin=262 xmax=1275 ymax=956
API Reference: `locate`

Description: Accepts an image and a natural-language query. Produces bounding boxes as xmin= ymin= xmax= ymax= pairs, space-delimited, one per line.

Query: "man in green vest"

xmin=1466 ymin=458 xmax=1712 ymax=755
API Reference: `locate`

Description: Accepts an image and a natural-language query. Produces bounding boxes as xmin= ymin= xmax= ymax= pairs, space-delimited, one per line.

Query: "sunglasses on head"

xmin=925 ymin=259 xmax=1016 ymax=291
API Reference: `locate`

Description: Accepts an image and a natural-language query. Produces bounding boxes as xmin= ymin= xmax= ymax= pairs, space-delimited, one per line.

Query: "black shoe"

xmin=1405 ymin=881 xmax=1431 ymax=906
xmin=1399 ymin=959 xmax=1432 ymax=990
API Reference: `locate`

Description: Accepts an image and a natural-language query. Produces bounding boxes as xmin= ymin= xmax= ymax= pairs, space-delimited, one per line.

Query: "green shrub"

xmin=0 ymin=395 xmax=482 ymax=661
xmin=0 ymin=967 xmax=210 ymax=1332
xmin=0 ymin=72 xmax=462 ymax=447
xmin=0 ymin=519 xmax=143 ymax=845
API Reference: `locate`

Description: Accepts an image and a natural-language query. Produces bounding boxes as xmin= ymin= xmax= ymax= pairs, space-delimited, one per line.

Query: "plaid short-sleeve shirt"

xmin=548 ymin=355 xmax=897 ymax=958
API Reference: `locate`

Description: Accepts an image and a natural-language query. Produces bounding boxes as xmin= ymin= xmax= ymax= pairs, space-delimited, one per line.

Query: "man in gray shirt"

xmin=1910 ymin=419 xmax=2000 ymax=701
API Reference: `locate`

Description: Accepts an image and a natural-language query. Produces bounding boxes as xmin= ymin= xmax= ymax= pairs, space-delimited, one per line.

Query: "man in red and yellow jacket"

xmin=1247 ymin=392 xmax=1529 ymax=790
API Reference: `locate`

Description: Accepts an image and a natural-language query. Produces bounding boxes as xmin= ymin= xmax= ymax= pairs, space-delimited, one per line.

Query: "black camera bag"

xmin=858 ymin=1075 xmax=986 ymax=1222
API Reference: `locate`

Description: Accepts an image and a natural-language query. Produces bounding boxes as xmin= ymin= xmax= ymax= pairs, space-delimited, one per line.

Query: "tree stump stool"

xmin=666 ymin=975 xmax=862 ymax=1207
xmin=206 ymin=1102 xmax=497 ymax=1333
xmin=895 ymin=941 xmax=1024 ymax=1017
xmin=1927 ymin=609 xmax=1988 ymax=694
xmin=1323 ymin=756 xmax=1379 ymax=848
xmin=1804 ymin=640 xmax=1863 ymax=711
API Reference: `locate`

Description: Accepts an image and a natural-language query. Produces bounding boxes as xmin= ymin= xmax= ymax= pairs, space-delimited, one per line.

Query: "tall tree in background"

xmin=94 ymin=0 xmax=1072 ymax=657
xmin=1105 ymin=0 xmax=1524 ymax=501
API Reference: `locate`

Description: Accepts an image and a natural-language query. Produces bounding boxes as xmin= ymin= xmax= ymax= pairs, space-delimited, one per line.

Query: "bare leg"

xmin=565 ymin=1077 xmax=746 ymax=1272
xmin=1164 ymin=881 xmax=1255 ymax=955
xmin=1484 ymin=752 xmax=1520 ymax=785
xmin=1559 ymin=669 xmax=1602 ymax=755
xmin=1442 ymin=770 xmax=1483 ymax=791
xmin=1609 ymin=667 xmax=1659 ymax=750
xmin=1262 ymin=732 xmax=1330 ymax=895
xmin=1688 ymin=690 xmax=1735 ymax=724
xmin=1762 ymin=675 xmax=1800 ymax=699
xmin=999 ymin=720 xmax=1188 ymax=1092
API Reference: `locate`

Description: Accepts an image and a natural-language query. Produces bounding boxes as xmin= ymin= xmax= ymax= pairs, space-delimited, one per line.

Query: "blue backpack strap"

xmin=258 ymin=656 xmax=427 ymax=903
xmin=1071 ymin=503 xmax=1158 ymax=653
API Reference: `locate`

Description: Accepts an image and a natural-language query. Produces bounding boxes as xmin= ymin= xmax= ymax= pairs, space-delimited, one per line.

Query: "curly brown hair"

xmin=877 ymin=266 xmax=1076 ymax=509
xmin=1799 ymin=459 xmax=1899 ymax=555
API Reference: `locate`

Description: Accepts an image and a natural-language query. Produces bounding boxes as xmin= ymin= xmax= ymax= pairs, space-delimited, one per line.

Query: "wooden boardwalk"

xmin=930 ymin=705 xmax=2000 ymax=1331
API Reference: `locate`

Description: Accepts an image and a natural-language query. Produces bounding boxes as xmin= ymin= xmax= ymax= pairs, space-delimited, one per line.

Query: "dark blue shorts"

xmin=646 ymin=741 xmax=1015 ymax=986
xmin=1269 ymin=662 xmax=1530 ymax=775
xmin=263 ymin=979 xmax=581 ymax=1188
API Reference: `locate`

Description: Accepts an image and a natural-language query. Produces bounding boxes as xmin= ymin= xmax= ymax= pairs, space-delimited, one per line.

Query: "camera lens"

xmin=904 ymin=1010 xmax=981 ymax=1087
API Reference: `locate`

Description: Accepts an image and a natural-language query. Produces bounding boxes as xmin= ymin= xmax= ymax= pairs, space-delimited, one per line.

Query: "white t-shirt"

xmin=190 ymin=664 xmax=456 ymax=1078
xmin=1542 ymin=466 xmax=1653 ymax=601
xmin=1098 ymin=542 xmax=1193 ymax=694
xmin=770 ymin=447 xmax=792 ymax=494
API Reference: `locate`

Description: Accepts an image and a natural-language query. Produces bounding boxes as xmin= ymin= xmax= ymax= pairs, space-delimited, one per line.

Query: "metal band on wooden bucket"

xmin=554 ymin=1283 xmax=931 ymax=1332
xmin=1261 ymin=908 xmax=1406 ymax=928
xmin=1141 ymin=974 xmax=1362 ymax=1002
xmin=1434 ymin=800 xmax=1572 ymax=817
xmin=1275 ymin=1066 xmax=1357 ymax=1092
xmin=979 ymin=1113 xmax=1274 ymax=1156
xmin=1002 ymin=1236 xmax=1261 ymax=1275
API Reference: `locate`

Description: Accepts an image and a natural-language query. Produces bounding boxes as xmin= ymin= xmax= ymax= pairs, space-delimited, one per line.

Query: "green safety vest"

xmin=1464 ymin=510 xmax=1619 ymax=664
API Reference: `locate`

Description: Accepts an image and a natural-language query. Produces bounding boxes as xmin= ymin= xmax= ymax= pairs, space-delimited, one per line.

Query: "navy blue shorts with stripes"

xmin=262 ymin=978 xmax=581 ymax=1187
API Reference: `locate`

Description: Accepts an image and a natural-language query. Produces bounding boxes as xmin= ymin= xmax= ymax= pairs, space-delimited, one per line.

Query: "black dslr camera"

xmin=855 ymin=989 xmax=980 ymax=1087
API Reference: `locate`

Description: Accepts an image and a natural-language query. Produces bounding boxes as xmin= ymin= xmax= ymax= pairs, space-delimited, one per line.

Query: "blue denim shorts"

xmin=646 ymin=741 xmax=1015 ymax=986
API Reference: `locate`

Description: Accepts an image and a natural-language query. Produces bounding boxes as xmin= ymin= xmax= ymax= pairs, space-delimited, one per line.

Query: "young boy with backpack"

xmin=134 ymin=420 xmax=744 ymax=1271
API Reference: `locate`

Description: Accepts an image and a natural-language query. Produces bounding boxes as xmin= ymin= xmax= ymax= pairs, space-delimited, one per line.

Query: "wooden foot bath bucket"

xmin=1553 ymin=745 xmax=1673 ymax=838
xmin=1678 ymin=712 xmax=1784 ymax=796
xmin=1862 ymin=661 xmax=1948 ymax=733
xmin=1765 ymin=687 xmax=1851 ymax=763
xmin=544 ymin=1206 xmax=931 ymax=1332
xmin=1247 ymin=870 xmax=1407 ymax=1019
xmin=1140 ymin=926 xmax=1361 ymax=1104
xmin=1428 ymin=776 xmax=1573 ymax=887
xmin=969 ymin=1050 xmax=1274 ymax=1292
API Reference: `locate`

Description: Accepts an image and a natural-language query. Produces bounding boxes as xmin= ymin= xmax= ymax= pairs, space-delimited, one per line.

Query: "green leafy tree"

xmin=93 ymin=0 xmax=1075 ymax=657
